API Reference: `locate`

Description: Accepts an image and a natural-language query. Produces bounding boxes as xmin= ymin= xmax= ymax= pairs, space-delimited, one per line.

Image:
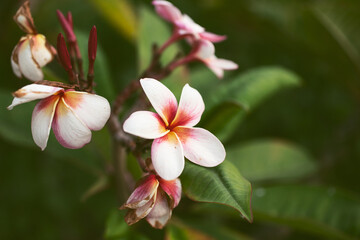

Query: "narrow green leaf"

xmin=181 ymin=161 xmax=253 ymax=222
xmin=227 ymin=139 xmax=317 ymax=182
xmin=252 ymin=185 xmax=360 ymax=240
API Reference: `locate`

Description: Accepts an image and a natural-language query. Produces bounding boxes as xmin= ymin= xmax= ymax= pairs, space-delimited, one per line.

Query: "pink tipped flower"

xmin=8 ymin=84 xmax=111 ymax=150
xmin=121 ymin=174 xmax=181 ymax=229
xmin=123 ymin=78 xmax=226 ymax=180
xmin=193 ymin=40 xmax=238 ymax=79
xmin=152 ymin=0 xmax=226 ymax=43
xmin=11 ymin=1 xmax=54 ymax=82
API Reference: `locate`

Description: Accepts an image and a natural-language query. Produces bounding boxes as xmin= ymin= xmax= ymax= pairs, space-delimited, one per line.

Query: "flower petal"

xmin=199 ymin=31 xmax=227 ymax=43
xmin=122 ymin=175 xmax=159 ymax=209
xmin=158 ymin=177 xmax=181 ymax=208
xmin=17 ymin=38 xmax=43 ymax=81
xmin=123 ymin=111 xmax=169 ymax=139
xmin=62 ymin=91 xmax=111 ymax=131
xmin=174 ymin=127 xmax=225 ymax=167
xmin=30 ymin=34 xmax=53 ymax=67
xmin=151 ymin=132 xmax=184 ymax=180
xmin=207 ymin=62 xmax=224 ymax=79
xmin=140 ymin=78 xmax=178 ymax=126
xmin=211 ymin=58 xmax=238 ymax=70
xmin=152 ymin=0 xmax=182 ymax=23
xmin=31 ymin=95 xmax=60 ymax=150
xmin=52 ymin=98 xmax=92 ymax=149
xmin=124 ymin=193 xmax=157 ymax=225
xmin=13 ymin=1 xmax=36 ymax=34
xmin=194 ymin=40 xmax=215 ymax=60
xmin=7 ymin=84 xmax=63 ymax=110
xmin=146 ymin=189 xmax=172 ymax=229
xmin=175 ymin=14 xmax=204 ymax=34
xmin=11 ymin=45 xmax=22 ymax=78
xmin=170 ymin=84 xmax=204 ymax=127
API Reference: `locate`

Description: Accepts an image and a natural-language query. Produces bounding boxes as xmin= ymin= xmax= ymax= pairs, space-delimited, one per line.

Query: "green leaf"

xmin=252 ymin=185 xmax=360 ymax=240
xmin=181 ymin=161 xmax=253 ymax=222
xmin=104 ymin=209 xmax=129 ymax=240
xmin=199 ymin=66 xmax=301 ymax=141
xmin=137 ymin=6 xmax=188 ymax=96
xmin=227 ymin=139 xmax=317 ymax=182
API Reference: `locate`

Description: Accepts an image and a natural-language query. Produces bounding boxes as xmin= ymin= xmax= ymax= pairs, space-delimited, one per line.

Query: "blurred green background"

xmin=1 ymin=0 xmax=360 ymax=239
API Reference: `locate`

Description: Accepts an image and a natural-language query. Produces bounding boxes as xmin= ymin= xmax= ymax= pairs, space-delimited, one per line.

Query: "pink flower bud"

xmin=57 ymin=33 xmax=72 ymax=72
xmin=56 ymin=10 xmax=76 ymax=43
xmin=121 ymin=174 xmax=181 ymax=229
xmin=66 ymin=12 xmax=73 ymax=30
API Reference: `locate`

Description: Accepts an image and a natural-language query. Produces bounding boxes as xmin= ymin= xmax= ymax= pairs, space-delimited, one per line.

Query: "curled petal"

xmin=146 ymin=189 xmax=172 ymax=229
xmin=152 ymin=0 xmax=182 ymax=23
xmin=174 ymin=127 xmax=225 ymax=167
xmin=175 ymin=14 xmax=204 ymax=34
xmin=199 ymin=31 xmax=227 ymax=43
xmin=62 ymin=91 xmax=111 ymax=131
xmin=140 ymin=78 xmax=178 ymax=126
xmin=17 ymin=38 xmax=43 ymax=81
xmin=122 ymin=175 xmax=159 ymax=209
xmin=170 ymin=84 xmax=204 ymax=127
xmin=123 ymin=111 xmax=169 ymax=139
xmin=210 ymin=58 xmax=238 ymax=70
xmin=13 ymin=1 xmax=36 ymax=34
xmin=124 ymin=192 xmax=157 ymax=225
xmin=11 ymin=45 xmax=22 ymax=78
xmin=8 ymin=84 xmax=63 ymax=110
xmin=31 ymin=95 xmax=60 ymax=150
xmin=159 ymin=177 xmax=181 ymax=208
xmin=206 ymin=62 xmax=224 ymax=79
xmin=52 ymin=98 xmax=92 ymax=149
xmin=194 ymin=40 xmax=215 ymax=60
xmin=30 ymin=34 xmax=53 ymax=67
xmin=151 ymin=132 xmax=184 ymax=180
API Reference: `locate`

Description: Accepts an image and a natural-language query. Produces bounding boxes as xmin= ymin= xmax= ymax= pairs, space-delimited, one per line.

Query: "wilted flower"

xmin=11 ymin=1 xmax=54 ymax=82
xmin=153 ymin=0 xmax=226 ymax=43
xmin=8 ymin=84 xmax=110 ymax=150
xmin=121 ymin=174 xmax=181 ymax=229
xmin=123 ymin=78 xmax=226 ymax=180
xmin=193 ymin=40 xmax=238 ymax=79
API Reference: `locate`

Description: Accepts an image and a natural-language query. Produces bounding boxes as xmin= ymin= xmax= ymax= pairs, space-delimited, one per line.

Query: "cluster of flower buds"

xmin=153 ymin=0 xmax=238 ymax=78
xmin=121 ymin=174 xmax=181 ymax=229
xmin=8 ymin=1 xmax=110 ymax=150
xmin=11 ymin=1 xmax=55 ymax=81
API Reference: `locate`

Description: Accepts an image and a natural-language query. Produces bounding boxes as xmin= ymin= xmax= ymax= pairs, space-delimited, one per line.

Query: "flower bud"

xmin=56 ymin=10 xmax=76 ymax=43
xmin=121 ymin=174 xmax=181 ymax=229
xmin=57 ymin=33 xmax=72 ymax=72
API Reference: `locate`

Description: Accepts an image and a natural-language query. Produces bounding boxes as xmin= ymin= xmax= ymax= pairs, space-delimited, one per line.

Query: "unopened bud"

xmin=57 ymin=33 xmax=72 ymax=71
xmin=56 ymin=10 xmax=76 ymax=43
xmin=88 ymin=26 xmax=97 ymax=62
xmin=66 ymin=12 xmax=73 ymax=30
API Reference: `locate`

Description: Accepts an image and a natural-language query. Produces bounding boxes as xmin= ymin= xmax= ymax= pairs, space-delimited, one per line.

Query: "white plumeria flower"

xmin=11 ymin=1 xmax=54 ymax=82
xmin=8 ymin=84 xmax=111 ymax=150
xmin=123 ymin=78 xmax=226 ymax=180
xmin=152 ymin=0 xmax=226 ymax=43
xmin=194 ymin=40 xmax=238 ymax=79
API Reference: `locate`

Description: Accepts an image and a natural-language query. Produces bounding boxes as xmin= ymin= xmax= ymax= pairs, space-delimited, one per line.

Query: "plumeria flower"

xmin=153 ymin=0 xmax=226 ymax=43
xmin=123 ymin=78 xmax=226 ymax=180
xmin=192 ymin=40 xmax=238 ymax=79
xmin=11 ymin=1 xmax=54 ymax=82
xmin=7 ymin=84 xmax=110 ymax=150
xmin=121 ymin=174 xmax=181 ymax=229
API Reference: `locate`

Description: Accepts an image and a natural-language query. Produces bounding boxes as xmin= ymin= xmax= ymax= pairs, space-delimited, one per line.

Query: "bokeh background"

xmin=1 ymin=0 xmax=360 ymax=239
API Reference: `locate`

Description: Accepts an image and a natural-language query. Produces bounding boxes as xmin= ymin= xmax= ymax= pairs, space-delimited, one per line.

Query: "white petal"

xmin=174 ymin=127 xmax=225 ymax=167
xmin=123 ymin=111 xmax=169 ymax=139
xmin=11 ymin=45 xmax=22 ymax=78
xmin=212 ymin=58 xmax=238 ymax=70
xmin=52 ymin=98 xmax=92 ymax=149
xmin=31 ymin=96 xmax=60 ymax=150
xmin=140 ymin=78 xmax=178 ymax=126
xmin=195 ymin=40 xmax=215 ymax=60
xmin=176 ymin=14 xmax=204 ymax=34
xmin=158 ymin=178 xmax=182 ymax=208
xmin=146 ymin=189 xmax=172 ymax=229
xmin=199 ymin=32 xmax=227 ymax=43
xmin=17 ymin=39 xmax=43 ymax=81
xmin=151 ymin=132 xmax=184 ymax=180
xmin=170 ymin=84 xmax=204 ymax=127
xmin=62 ymin=91 xmax=110 ymax=131
xmin=207 ymin=63 xmax=224 ymax=79
xmin=7 ymin=84 xmax=63 ymax=110
xmin=152 ymin=0 xmax=182 ymax=23
xmin=30 ymin=34 xmax=53 ymax=67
